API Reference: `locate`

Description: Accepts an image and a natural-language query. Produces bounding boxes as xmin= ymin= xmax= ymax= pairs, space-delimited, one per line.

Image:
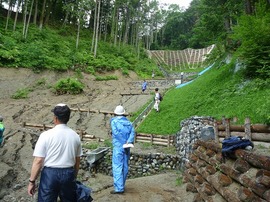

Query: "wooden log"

xmin=253 ymin=141 xmax=270 ymax=148
xmin=23 ymin=123 xmax=53 ymax=129
xmin=152 ymin=141 xmax=168 ymax=146
xmin=244 ymin=117 xmax=251 ymax=140
xmin=256 ymin=170 xmax=270 ymax=188
xmin=218 ymin=124 xmax=270 ymax=133
xmin=207 ymin=174 xmax=241 ymax=202
xmin=136 ymin=136 xmax=151 ymax=140
xmin=219 ymin=132 xmax=270 ymax=143
xmin=153 ymin=138 xmax=170 ymax=142
xmin=225 ymin=118 xmax=231 ymax=138
xmin=136 ymin=139 xmax=150 ymax=143
xmin=83 ymin=134 xmax=96 ymax=139
xmin=239 ymin=174 xmax=268 ymax=199
xmin=99 ymin=110 xmax=114 ymax=115
xmin=214 ymin=121 xmax=219 ymax=143
xmin=235 ymin=150 xmax=270 ymax=171
xmin=237 ymin=187 xmax=257 ymax=202
xmin=251 ymin=133 xmax=270 ymax=142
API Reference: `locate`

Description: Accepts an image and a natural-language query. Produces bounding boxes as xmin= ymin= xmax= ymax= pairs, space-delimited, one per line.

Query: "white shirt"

xmin=33 ymin=124 xmax=82 ymax=168
xmin=155 ymin=92 xmax=160 ymax=100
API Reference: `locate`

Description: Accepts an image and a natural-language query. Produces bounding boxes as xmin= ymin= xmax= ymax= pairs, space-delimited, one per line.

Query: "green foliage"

xmin=231 ymin=2 xmax=270 ymax=79
xmin=175 ymin=176 xmax=183 ymax=186
xmin=137 ymin=63 xmax=270 ymax=134
xmin=11 ymin=88 xmax=32 ymax=99
xmin=103 ymin=139 xmax=113 ymax=148
xmin=95 ymin=75 xmax=118 ymax=81
xmin=35 ymin=78 xmax=47 ymax=86
xmin=0 ymin=24 xmax=155 ymax=77
xmin=53 ymin=77 xmax=84 ymax=95
xmin=82 ymin=143 xmax=99 ymax=150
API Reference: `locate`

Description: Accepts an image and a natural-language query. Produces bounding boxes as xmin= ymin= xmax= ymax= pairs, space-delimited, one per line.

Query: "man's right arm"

xmin=28 ymin=157 xmax=44 ymax=196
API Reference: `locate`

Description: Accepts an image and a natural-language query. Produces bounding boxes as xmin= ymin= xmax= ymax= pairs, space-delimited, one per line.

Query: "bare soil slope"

xmin=0 ymin=68 xmax=194 ymax=202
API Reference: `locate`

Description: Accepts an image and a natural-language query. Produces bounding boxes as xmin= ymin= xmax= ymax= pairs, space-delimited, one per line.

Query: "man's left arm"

xmin=74 ymin=156 xmax=80 ymax=178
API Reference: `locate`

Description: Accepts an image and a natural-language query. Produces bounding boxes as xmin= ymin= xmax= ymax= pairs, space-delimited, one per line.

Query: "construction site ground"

xmin=0 ymin=68 xmax=194 ymax=201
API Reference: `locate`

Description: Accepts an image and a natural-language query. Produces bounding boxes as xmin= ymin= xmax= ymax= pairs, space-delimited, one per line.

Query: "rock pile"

xmin=81 ymin=151 xmax=180 ymax=178
xmin=176 ymin=116 xmax=215 ymax=168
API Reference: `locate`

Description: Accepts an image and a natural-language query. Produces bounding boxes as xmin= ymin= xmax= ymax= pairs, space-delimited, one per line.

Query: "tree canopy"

xmin=1 ymin=0 xmax=270 ymax=79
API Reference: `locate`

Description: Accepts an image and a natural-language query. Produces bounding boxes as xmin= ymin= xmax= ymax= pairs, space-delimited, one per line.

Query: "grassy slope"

xmin=137 ymin=63 xmax=270 ymax=135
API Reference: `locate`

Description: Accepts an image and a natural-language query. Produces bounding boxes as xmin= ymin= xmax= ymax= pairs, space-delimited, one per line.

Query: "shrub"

xmin=11 ymin=88 xmax=31 ymax=99
xmin=53 ymin=77 xmax=84 ymax=95
xmin=95 ymin=75 xmax=118 ymax=81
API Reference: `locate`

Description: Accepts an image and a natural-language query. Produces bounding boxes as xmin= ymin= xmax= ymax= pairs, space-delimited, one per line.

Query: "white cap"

xmin=114 ymin=105 xmax=125 ymax=115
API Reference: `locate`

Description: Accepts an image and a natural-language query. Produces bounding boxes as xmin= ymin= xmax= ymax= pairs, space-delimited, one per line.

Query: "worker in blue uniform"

xmin=110 ymin=105 xmax=135 ymax=194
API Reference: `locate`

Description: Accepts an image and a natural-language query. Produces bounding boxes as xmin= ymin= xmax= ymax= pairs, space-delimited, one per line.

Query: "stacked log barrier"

xmin=183 ymin=140 xmax=270 ymax=201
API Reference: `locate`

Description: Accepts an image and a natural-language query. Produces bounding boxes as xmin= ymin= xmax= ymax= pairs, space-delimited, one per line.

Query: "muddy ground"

xmin=0 ymin=68 xmax=194 ymax=202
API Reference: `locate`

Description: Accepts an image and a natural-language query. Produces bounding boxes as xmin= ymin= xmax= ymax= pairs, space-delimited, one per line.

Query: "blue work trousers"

xmin=112 ymin=148 xmax=130 ymax=192
xmin=38 ymin=167 xmax=76 ymax=202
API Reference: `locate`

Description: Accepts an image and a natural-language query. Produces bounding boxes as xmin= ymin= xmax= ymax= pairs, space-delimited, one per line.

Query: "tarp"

xmin=176 ymin=63 xmax=214 ymax=89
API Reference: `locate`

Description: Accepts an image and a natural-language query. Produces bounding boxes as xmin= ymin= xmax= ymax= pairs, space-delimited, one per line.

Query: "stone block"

xmin=200 ymin=126 xmax=215 ymax=141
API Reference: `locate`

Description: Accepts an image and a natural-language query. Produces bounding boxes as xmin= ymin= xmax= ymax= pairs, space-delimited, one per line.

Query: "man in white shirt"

xmin=28 ymin=103 xmax=82 ymax=201
xmin=154 ymin=88 xmax=161 ymax=112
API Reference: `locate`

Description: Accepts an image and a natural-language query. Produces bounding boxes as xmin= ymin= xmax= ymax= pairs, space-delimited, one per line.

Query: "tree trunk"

xmin=13 ymin=0 xmax=22 ymax=31
xmin=24 ymin=0 xmax=34 ymax=39
xmin=5 ymin=0 xmax=12 ymax=31
xmin=22 ymin=0 xmax=28 ymax=37
xmin=39 ymin=0 xmax=47 ymax=30
xmin=33 ymin=0 xmax=38 ymax=24
xmin=91 ymin=1 xmax=97 ymax=53
xmin=94 ymin=0 xmax=101 ymax=58
xmin=76 ymin=18 xmax=80 ymax=49
xmin=123 ymin=6 xmax=130 ymax=44
xmin=245 ymin=0 xmax=253 ymax=14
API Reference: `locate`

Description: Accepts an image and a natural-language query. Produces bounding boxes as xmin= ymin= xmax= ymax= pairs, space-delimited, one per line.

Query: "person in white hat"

xmin=0 ymin=115 xmax=5 ymax=146
xmin=110 ymin=105 xmax=135 ymax=194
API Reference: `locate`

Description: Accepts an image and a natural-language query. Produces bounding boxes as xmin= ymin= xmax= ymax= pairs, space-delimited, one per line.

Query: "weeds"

xmin=11 ymin=88 xmax=32 ymax=99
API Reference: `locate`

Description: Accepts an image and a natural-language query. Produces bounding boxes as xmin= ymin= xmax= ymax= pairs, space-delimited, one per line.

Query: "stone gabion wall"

xmin=80 ymin=151 xmax=180 ymax=178
xmin=176 ymin=116 xmax=215 ymax=168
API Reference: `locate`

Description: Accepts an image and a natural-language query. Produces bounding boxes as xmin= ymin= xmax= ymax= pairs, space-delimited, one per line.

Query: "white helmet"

xmin=114 ymin=105 xmax=125 ymax=115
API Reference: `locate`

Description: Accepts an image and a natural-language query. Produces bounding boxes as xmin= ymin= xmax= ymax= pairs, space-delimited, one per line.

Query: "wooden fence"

xmin=21 ymin=122 xmax=174 ymax=146
xmin=215 ymin=117 xmax=270 ymax=146
xmin=22 ymin=117 xmax=270 ymax=147
xmin=135 ymin=133 xmax=175 ymax=147
xmin=21 ymin=122 xmax=104 ymax=142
